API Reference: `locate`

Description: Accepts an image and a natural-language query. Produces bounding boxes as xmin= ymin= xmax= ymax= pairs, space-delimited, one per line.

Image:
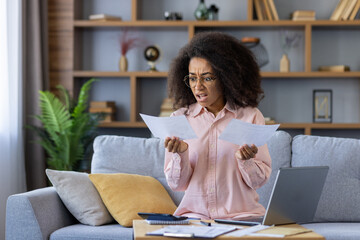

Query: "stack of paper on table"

xmin=146 ymin=225 xmax=237 ymax=238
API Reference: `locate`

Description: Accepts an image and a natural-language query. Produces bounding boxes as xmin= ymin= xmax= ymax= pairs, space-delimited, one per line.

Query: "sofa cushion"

xmin=91 ymin=135 xmax=184 ymax=206
xmin=89 ymin=173 xmax=177 ymax=227
xmin=50 ymin=224 xmax=132 ymax=240
xmin=45 ymin=169 xmax=113 ymax=226
xmin=302 ymin=223 xmax=360 ymax=240
xmin=292 ymin=135 xmax=360 ymax=222
xmin=256 ymin=131 xmax=292 ymax=208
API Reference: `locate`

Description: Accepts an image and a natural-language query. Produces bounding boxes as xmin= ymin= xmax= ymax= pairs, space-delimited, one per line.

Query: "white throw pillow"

xmin=46 ymin=169 xmax=114 ymax=226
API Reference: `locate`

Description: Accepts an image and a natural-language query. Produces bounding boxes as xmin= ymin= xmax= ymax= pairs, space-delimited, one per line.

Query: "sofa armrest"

xmin=6 ymin=187 xmax=76 ymax=240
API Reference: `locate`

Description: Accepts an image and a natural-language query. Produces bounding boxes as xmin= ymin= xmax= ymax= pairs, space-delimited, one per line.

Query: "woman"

xmin=164 ymin=32 xmax=271 ymax=220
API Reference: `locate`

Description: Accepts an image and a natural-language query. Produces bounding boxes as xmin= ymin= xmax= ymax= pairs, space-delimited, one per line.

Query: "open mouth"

xmin=196 ymin=93 xmax=208 ymax=101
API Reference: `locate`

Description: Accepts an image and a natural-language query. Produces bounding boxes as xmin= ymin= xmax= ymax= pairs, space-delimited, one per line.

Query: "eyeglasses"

xmin=183 ymin=75 xmax=216 ymax=88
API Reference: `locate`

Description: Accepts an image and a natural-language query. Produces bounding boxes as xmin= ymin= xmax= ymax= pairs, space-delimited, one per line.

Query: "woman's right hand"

xmin=164 ymin=136 xmax=188 ymax=153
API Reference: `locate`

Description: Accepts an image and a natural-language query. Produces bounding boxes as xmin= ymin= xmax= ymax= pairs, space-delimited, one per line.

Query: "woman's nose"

xmin=194 ymin=78 xmax=204 ymax=89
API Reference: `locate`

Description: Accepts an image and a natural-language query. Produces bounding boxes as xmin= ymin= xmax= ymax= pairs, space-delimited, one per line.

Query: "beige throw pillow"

xmin=46 ymin=169 xmax=114 ymax=226
xmin=89 ymin=173 xmax=177 ymax=227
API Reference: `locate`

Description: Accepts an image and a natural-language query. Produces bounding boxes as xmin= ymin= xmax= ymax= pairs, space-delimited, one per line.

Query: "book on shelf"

xmin=158 ymin=98 xmax=174 ymax=117
xmin=89 ymin=14 xmax=122 ymax=21
xmin=268 ymin=0 xmax=279 ymax=20
xmin=341 ymin=0 xmax=358 ymax=20
xmin=330 ymin=0 xmax=350 ymax=20
xmin=292 ymin=16 xmax=316 ymax=21
xmin=89 ymin=104 xmax=116 ymax=122
xmin=318 ymin=65 xmax=350 ymax=72
xmin=263 ymin=0 xmax=273 ymax=20
xmin=264 ymin=117 xmax=276 ymax=125
xmin=89 ymin=107 xmax=115 ymax=113
xmin=254 ymin=0 xmax=264 ymax=20
xmin=291 ymin=10 xmax=316 ymax=21
xmin=253 ymin=0 xmax=279 ymax=21
xmin=90 ymin=101 xmax=116 ymax=108
xmin=292 ymin=10 xmax=316 ymax=18
xmin=99 ymin=115 xmax=115 ymax=122
xmin=349 ymin=0 xmax=360 ymax=19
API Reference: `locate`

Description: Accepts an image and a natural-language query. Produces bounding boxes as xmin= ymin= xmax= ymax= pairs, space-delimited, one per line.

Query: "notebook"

xmin=215 ymin=166 xmax=329 ymax=226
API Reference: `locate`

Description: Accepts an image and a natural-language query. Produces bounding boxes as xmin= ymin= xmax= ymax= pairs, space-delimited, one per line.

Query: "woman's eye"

xmin=204 ymin=77 xmax=213 ymax=81
xmin=189 ymin=77 xmax=197 ymax=82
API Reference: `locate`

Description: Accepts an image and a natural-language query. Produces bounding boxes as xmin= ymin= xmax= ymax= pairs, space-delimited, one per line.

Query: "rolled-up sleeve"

xmin=164 ymin=148 xmax=193 ymax=191
xmin=235 ymin=110 xmax=272 ymax=190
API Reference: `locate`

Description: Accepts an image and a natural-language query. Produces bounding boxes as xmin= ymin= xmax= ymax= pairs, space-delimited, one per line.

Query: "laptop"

xmin=215 ymin=166 xmax=329 ymax=226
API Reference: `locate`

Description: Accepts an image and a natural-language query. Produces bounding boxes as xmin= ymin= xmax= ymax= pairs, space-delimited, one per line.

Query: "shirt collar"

xmin=188 ymin=102 xmax=237 ymax=117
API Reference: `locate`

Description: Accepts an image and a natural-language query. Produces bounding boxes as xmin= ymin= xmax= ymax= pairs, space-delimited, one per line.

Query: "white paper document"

xmin=146 ymin=225 xmax=237 ymax=238
xmin=225 ymin=224 xmax=271 ymax=237
xmin=140 ymin=113 xmax=197 ymax=140
xmin=219 ymin=119 xmax=280 ymax=146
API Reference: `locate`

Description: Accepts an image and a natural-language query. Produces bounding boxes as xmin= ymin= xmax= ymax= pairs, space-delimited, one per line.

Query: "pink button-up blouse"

xmin=164 ymin=102 xmax=272 ymax=220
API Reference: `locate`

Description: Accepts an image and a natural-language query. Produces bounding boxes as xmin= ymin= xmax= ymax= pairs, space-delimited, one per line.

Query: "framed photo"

xmin=313 ymin=90 xmax=332 ymax=123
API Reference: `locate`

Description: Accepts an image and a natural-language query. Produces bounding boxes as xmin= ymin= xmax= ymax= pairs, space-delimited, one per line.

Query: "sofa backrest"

xmin=91 ymin=135 xmax=184 ymax=205
xmin=91 ymin=131 xmax=292 ymax=209
xmin=256 ymin=130 xmax=292 ymax=207
xmin=291 ymin=135 xmax=360 ymax=222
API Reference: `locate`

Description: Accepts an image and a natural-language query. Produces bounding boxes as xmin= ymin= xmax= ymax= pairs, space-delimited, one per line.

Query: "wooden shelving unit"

xmin=48 ymin=0 xmax=360 ymax=135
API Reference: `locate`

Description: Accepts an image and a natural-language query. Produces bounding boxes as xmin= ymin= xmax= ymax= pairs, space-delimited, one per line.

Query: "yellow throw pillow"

xmin=89 ymin=173 xmax=177 ymax=227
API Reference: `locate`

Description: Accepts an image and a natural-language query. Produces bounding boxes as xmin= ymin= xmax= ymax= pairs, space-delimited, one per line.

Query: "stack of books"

xmin=158 ymin=98 xmax=174 ymax=117
xmin=89 ymin=101 xmax=116 ymax=122
xmin=330 ymin=0 xmax=360 ymax=20
xmin=264 ymin=117 xmax=276 ymax=125
xmin=89 ymin=14 xmax=122 ymax=21
xmin=291 ymin=10 xmax=316 ymax=21
xmin=253 ymin=0 xmax=279 ymax=21
xmin=318 ymin=65 xmax=350 ymax=72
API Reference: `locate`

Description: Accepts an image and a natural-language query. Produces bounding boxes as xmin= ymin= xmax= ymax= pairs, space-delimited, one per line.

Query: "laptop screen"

xmin=263 ymin=166 xmax=329 ymax=225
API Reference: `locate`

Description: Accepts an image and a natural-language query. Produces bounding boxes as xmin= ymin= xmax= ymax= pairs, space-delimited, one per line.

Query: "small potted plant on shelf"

xmin=28 ymin=78 xmax=102 ymax=171
xmin=119 ymin=29 xmax=143 ymax=72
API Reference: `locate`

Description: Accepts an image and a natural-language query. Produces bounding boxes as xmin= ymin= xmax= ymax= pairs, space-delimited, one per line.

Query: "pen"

xmin=200 ymin=221 xmax=211 ymax=226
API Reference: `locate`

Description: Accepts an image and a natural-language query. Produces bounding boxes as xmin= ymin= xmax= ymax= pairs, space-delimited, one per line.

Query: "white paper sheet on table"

xmin=219 ymin=119 xmax=280 ymax=146
xmin=146 ymin=225 xmax=237 ymax=238
xmin=225 ymin=224 xmax=272 ymax=237
xmin=140 ymin=113 xmax=197 ymax=140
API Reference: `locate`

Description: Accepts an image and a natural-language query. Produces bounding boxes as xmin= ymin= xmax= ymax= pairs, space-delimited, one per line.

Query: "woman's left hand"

xmin=235 ymin=144 xmax=258 ymax=160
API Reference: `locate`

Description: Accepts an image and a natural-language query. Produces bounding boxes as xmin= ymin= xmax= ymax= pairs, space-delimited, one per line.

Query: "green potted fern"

xmin=30 ymin=78 xmax=101 ymax=171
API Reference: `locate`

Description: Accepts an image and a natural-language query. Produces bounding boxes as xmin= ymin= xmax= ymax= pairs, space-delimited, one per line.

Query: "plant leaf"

xmin=38 ymin=91 xmax=72 ymax=133
xmin=73 ymin=78 xmax=97 ymax=119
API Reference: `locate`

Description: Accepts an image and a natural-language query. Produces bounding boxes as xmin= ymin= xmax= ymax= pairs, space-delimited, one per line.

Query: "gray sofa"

xmin=6 ymin=131 xmax=360 ymax=240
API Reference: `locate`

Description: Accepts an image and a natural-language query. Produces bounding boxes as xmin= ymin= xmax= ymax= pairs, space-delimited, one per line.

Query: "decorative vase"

xmin=280 ymin=53 xmax=290 ymax=72
xmin=194 ymin=0 xmax=208 ymax=20
xmin=119 ymin=55 xmax=128 ymax=72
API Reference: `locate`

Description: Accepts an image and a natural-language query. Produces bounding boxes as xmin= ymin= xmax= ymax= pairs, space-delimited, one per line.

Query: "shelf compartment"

xmin=73 ymin=71 xmax=168 ymax=78
xmin=73 ymin=71 xmax=360 ymax=78
xmin=74 ymin=20 xmax=360 ymax=28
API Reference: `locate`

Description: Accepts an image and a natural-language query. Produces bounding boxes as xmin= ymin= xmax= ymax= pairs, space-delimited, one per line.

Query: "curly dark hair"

xmin=168 ymin=31 xmax=264 ymax=110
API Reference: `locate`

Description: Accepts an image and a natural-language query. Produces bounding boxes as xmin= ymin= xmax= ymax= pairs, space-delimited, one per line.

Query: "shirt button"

xmin=176 ymin=169 xmax=180 ymax=173
xmin=212 ymin=209 xmax=216 ymax=213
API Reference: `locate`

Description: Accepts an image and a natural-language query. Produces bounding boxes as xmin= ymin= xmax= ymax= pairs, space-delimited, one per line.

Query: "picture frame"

xmin=313 ymin=90 xmax=332 ymax=123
